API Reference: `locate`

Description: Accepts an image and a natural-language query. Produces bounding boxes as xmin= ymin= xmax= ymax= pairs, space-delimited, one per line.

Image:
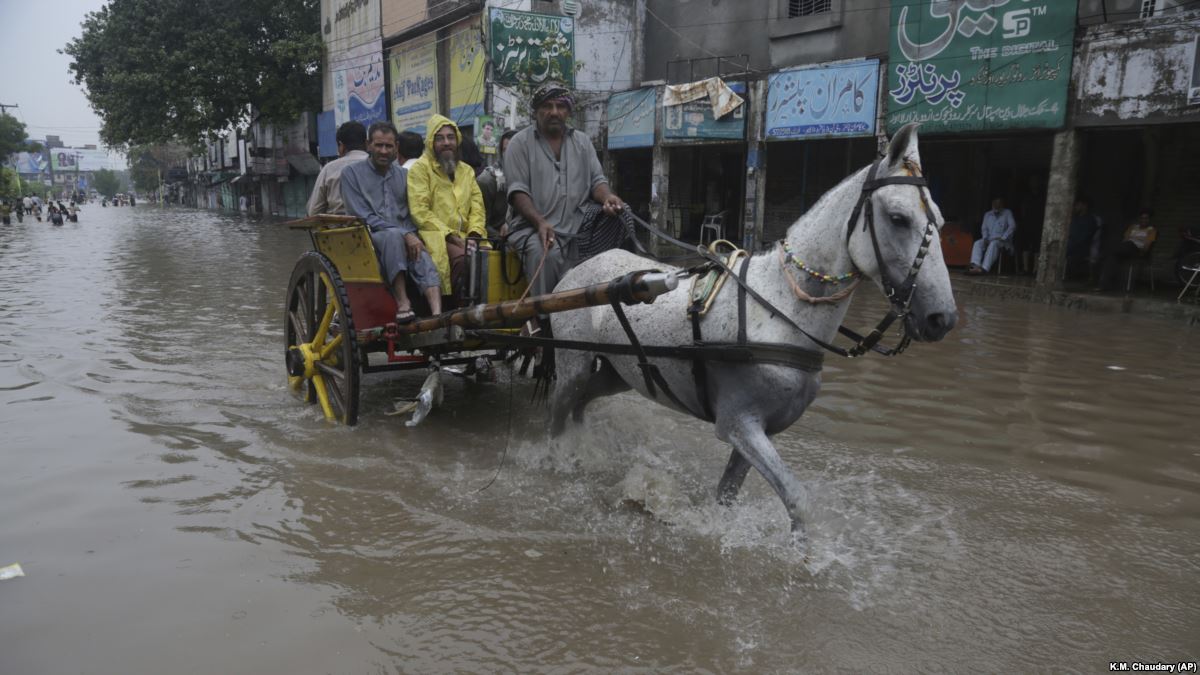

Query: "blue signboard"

xmin=766 ymin=60 xmax=879 ymax=140
xmin=607 ymin=88 xmax=655 ymax=149
xmin=663 ymin=82 xmax=746 ymax=142
xmin=317 ymin=111 xmax=337 ymax=159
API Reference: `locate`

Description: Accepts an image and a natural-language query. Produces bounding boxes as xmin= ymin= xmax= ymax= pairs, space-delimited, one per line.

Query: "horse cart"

xmin=284 ymin=214 xmax=678 ymax=425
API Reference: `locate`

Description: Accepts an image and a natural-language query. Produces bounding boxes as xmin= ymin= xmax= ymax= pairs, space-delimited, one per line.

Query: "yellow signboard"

xmin=389 ymin=34 xmax=439 ymax=136
xmin=448 ymin=17 xmax=485 ymax=126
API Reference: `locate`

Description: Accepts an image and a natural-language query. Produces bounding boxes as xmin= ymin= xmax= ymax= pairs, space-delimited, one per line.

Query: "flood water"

xmin=2 ymin=205 xmax=1198 ymax=673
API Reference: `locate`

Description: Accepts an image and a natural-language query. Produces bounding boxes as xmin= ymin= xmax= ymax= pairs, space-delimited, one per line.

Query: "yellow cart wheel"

xmin=284 ymin=252 xmax=361 ymax=425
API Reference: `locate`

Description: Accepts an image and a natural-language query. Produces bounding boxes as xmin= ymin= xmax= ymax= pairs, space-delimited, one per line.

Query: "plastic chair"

xmin=1178 ymin=263 xmax=1200 ymax=302
xmin=1124 ymin=245 xmax=1155 ymax=293
xmin=700 ymin=211 xmax=725 ymax=246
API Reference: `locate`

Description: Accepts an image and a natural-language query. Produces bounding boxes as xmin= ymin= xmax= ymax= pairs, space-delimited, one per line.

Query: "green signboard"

xmin=887 ymin=0 xmax=1077 ymax=133
xmin=489 ymin=8 xmax=575 ymax=87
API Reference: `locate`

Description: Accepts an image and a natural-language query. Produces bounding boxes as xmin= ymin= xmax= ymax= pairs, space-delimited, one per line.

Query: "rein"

xmin=625 ymin=157 xmax=937 ymax=359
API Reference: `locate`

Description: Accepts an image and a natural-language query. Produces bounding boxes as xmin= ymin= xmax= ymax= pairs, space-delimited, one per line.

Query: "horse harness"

xmin=475 ymin=157 xmax=938 ymax=422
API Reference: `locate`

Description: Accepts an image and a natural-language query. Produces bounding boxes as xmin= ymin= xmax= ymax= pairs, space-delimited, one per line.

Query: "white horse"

xmin=547 ymin=124 xmax=957 ymax=544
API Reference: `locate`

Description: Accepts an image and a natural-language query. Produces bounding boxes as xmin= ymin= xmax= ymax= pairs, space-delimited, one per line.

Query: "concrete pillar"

xmin=1036 ymin=128 xmax=1082 ymax=289
xmin=650 ymin=86 xmax=670 ymax=257
xmin=742 ymin=79 xmax=767 ymax=251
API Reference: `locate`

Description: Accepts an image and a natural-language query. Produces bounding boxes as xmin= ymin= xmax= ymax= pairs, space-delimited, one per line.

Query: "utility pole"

xmin=74 ymin=151 xmax=83 ymax=201
xmin=0 ymin=103 xmax=18 ymax=115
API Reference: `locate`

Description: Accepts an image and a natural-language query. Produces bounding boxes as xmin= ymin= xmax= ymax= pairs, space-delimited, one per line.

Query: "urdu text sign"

xmin=767 ymin=60 xmax=879 ymax=140
xmin=489 ymin=8 xmax=575 ymax=87
xmin=887 ymin=0 xmax=1077 ymax=133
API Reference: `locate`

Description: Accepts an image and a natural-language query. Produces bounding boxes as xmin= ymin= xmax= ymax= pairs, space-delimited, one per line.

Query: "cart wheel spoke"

xmin=284 ymin=251 xmax=360 ymax=425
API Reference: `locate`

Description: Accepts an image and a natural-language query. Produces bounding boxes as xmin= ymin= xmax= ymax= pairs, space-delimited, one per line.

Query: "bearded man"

xmin=505 ymin=81 xmax=627 ymax=298
xmin=406 ymin=114 xmax=488 ymax=301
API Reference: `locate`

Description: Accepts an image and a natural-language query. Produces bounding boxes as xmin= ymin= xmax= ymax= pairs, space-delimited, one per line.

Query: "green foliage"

xmin=92 ymin=169 xmax=121 ymax=198
xmin=0 ymin=113 xmax=30 ymax=160
xmin=0 ymin=167 xmax=20 ymax=200
xmin=126 ymin=143 xmax=190 ymax=193
xmin=63 ymin=0 xmax=323 ymax=146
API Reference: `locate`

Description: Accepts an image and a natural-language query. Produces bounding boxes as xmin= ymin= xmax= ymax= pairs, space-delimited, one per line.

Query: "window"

xmin=788 ymin=0 xmax=832 ymax=17
xmin=1140 ymin=0 xmax=1163 ymax=18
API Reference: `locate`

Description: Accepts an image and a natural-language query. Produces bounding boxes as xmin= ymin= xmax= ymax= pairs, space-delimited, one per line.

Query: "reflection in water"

xmin=0 ymin=206 xmax=1197 ymax=672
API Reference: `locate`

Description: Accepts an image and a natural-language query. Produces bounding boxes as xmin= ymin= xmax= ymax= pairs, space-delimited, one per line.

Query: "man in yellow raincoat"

xmin=407 ymin=113 xmax=488 ymax=299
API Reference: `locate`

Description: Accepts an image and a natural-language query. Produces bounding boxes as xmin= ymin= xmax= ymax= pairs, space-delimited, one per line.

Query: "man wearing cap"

xmin=505 ymin=82 xmax=628 ymax=297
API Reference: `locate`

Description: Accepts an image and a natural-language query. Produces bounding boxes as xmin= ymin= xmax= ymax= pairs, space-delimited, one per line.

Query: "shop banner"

xmin=389 ymin=35 xmax=439 ymax=136
xmin=317 ymin=111 xmax=337 ymax=158
xmin=887 ymin=0 xmax=1076 ymax=133
xmin=322 ymin=0 xmax=379 ymax=52
xmin=489 ymin=8 xmax=575 ymax=87
xmin=766 ymin=60 xmax=879 ymax=139
xmin=607 ymin=88 xmax=655 ymax=149
xmin=334 ymin=39 xmax=387 ymax=128
xmin=449 ymin=18 xmax=486 ymax=125
xmin=663 ymin=82 xmax=746 ymax=141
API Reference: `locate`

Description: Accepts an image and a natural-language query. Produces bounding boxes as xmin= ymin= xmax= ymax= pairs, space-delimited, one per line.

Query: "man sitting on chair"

xmin=341 ymin=121 xmax=442 ymax=324
xmin=967 ymin=197 xmax=1016 ymax=275
xmin=1096 ymin=208 xmax=1157 ymax=292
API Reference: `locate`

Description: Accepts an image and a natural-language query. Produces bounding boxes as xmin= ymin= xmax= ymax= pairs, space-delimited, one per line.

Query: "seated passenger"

xmin=306 ymin=121 xmax=367 ymax=216
xmin=340 ymin=121 xmax=442 ymax=323
xmin=406 ymin=114 xmax=488 ymax=303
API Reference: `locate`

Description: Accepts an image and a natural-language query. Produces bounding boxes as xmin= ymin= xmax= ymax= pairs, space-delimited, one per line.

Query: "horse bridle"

xmin=838 ymin=157 xmax=939 ymax=357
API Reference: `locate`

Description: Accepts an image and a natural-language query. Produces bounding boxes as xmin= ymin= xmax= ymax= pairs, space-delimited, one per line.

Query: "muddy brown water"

xmin=1 ymin=206 xmax=1197 ymax=673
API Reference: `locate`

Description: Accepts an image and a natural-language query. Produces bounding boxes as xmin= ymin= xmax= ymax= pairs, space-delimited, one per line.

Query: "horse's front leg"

xmin=717 ymin=450 xmax=752 ymax=506
xmin=716 ymin=415 xmax=808 ymax=546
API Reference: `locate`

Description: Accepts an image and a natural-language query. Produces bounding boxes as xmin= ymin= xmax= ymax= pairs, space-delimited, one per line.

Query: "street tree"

xmin=92 ymin=169 xmax=121 ymax=198
xmin=0 ymin=113 xmax=30 ymax=160
xmin=127 ymin=143 xmax=191 ymax=194
xmin=63 ymin=0 xmax=322 ymax=146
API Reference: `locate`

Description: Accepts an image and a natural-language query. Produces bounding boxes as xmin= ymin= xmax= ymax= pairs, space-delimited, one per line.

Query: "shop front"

xmin=605 ymin=87 xmax=656 ymax=223
xmin=661 ymin=81 xmax=748 ymax=245
xmin=885 ymin=0 xmax=1078 ymax=274
xmin=762 ymin=59 xmax=882 ymax=244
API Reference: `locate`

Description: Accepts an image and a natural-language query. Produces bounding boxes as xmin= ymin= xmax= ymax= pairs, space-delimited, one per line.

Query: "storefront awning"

xmin=286 ymin=153 xmax=323 ymax=176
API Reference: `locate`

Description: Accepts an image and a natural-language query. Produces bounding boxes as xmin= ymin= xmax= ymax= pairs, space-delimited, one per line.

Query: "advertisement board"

xmin=448 ymin=17 xmax=486 ymax=125
xmin=766 ymin=60 xmax=879 ymax=140
xmin=607 ymin=88 xmax=655 ymax=149
xmin=489 ymin=8 xmax=575 ymax=87
xmin=50 ymin=148 xmax=118 ymax=172
xmin=334 ymin=39 xmax=387 ymax=128
xmin=388 ymin=34 xmax=439 ymax=136
xmin=887 ymin=0 xmax=1077 ymax=133
xmin=663 ymin=82 xmax=746 ymax=142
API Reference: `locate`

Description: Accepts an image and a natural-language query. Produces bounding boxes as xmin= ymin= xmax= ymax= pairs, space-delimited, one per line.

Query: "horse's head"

xmin=846 ymin=123 xmax=957 ymax=342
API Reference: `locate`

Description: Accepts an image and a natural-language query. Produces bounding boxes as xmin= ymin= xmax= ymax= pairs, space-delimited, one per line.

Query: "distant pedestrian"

xmin=1 ymin=200 xmax=11 ymax=225
xmin=968 ymin=197 xmax=1016 ymax=274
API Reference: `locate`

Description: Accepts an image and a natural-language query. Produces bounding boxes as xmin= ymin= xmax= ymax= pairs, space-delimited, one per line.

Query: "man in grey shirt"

xmin=307 ymin=121 xmax=368 ymax=216
xmin=506 ymin=82 xmax=626 ymax=297
xmin=341 ymin=121 xmax=442 ymax=322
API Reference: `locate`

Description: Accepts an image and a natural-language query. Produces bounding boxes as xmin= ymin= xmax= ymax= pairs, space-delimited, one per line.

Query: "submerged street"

xmin=1 ymin=205 xmax=1198 ymax=672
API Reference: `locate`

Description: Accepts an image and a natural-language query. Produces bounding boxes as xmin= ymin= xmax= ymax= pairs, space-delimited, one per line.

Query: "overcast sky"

xmin=0 ymin=0 xmax=125 ymax=166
